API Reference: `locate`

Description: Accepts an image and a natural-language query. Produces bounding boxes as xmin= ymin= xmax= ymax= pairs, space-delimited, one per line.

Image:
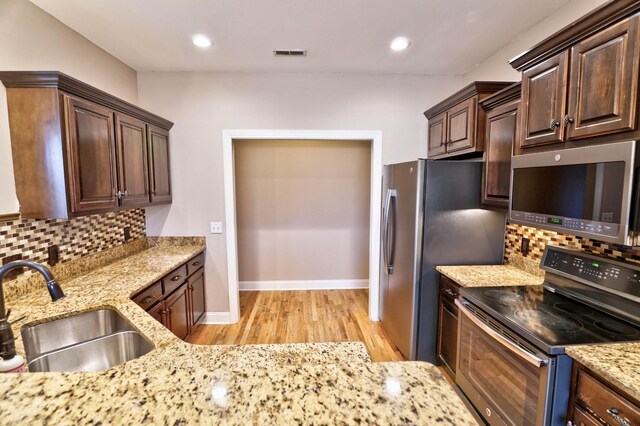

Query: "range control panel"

xmin=542 ymin=246 xmax=640 ymax=298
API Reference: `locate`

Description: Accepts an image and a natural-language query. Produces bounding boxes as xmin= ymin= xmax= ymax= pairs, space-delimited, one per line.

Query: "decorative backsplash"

xmin=505 ymin=221 xmax=640 ymax=266
xmin=0 ymin=209 xmax=146 ymax=281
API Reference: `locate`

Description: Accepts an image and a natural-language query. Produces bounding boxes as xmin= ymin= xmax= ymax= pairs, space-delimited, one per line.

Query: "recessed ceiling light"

xmin=192 ymin=34 xmax=212 ymax=48
xmin=390 ymin=37 xmax=410 ymax=51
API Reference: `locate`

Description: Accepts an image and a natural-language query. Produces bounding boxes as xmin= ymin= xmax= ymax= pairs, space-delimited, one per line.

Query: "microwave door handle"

xmin=456 ymin=299 xmax=549 ymax=368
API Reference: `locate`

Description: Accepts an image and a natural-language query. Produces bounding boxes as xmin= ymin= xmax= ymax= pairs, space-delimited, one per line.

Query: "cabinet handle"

xmin=192 ymin=261 xmax=201 ymax=267
xmin=564 ymin=115 xmax=574 ymax=126
xmin=567 ymin=422 xmax=573 ymax=426
xmin=123 ymin=190 xmax=128 ymax=197
xmin=445 ymin=288 xmax=455 ymax=297
xmin=607 ymin=408 xmax=631 ymax=426
xmin=550 ymin=119 xmax=561 ymax=130
xmin=171 ymin=275 xmax=182 ymax=282
xmin=115 ymin=190 xmax=122 ymax=199
xmin=141 ymin=295 xmax=155 ymax=304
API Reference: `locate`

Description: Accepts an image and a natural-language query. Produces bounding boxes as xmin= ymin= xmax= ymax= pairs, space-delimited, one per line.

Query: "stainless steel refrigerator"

xmin=380 ymin=159 xmax=505 ymax=362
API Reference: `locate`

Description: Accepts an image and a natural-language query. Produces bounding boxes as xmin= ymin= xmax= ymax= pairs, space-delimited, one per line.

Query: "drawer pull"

xmin=445 ymin=288 xmax=455 ymax=297
xmin=607 ymin=408 xmax=631 ymax=426
xmin=141 ymin=296 xmax=155 ymax=304
xmin=171 ymin=275 xmax=182 ymax=282
xmin=192 ymin=261 xmax=201 ymax=267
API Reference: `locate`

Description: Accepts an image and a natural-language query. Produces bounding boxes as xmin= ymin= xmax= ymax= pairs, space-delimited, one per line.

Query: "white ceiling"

xmin=31 ymin=0 xmax=572 ymax=75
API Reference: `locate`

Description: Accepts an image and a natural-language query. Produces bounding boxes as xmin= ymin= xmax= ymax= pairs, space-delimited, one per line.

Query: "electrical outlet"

xmin=48 ymin=245 xmax=60 ymax=266
xmin=2 ymin=254 xmax=23 ymax=280
xmin=602 ymin=212 xmax=614 ymax=222
xmin=521 ymin=237 xmax=530 ymax=256
xmin=123 ymin=226 xmax=132 ymax=241
xmin=210 ymin=222 xmax=223 ymax=234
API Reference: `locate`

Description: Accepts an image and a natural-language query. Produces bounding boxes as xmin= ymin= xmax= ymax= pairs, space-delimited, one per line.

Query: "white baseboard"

xmin=239 ymin=279 xmax=369 ymax=291
xmin=201 ymin=312 xmax=233 ymax=324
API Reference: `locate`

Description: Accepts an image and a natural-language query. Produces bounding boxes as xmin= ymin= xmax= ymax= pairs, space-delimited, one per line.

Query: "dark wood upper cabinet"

xmin=0 ymin=71 xmax=173 ymax=219
xmin=567 ymin=15 xmax=640 ymax=140
xmin=64 ymin=96 xmax=119 ymax=213
xmin=480 ymin=83 xmax=521 ymax=209
xmin=424 ymin=81 xmax=514 ymax=159
xmin=519 ymin=53 xmax=568 ymax=150
xmin=511 ymin=3 xmax=640 ymax=154
xmin=446 ymin=97 xmax=475 ymax=153
xmin=148 ymin=125 xmax=172 ymax=204
xmin=427 ymin=112 xmax=447 ymax=157
xmin=115 ymin=113 xmax=150 ymax=207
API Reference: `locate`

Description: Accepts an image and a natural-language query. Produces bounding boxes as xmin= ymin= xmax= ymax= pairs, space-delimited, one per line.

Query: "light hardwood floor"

xmin=187 ymin=289 xmax=405 ymax=362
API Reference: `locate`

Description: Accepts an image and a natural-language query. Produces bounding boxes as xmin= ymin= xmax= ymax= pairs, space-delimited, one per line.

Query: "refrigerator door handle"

xmin=384 ymin=189 xmax=397 ymax=274
xmin=382 ymin=189 xmax=392 ymax=272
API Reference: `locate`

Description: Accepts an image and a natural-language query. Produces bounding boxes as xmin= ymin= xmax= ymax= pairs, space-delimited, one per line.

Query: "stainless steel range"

xmin=456 ymin=245 xmax=640 ymax=426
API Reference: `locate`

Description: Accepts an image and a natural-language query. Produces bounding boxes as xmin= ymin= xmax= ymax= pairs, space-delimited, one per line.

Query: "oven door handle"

xmin=456 ymin=299 xmax=549 ymax=368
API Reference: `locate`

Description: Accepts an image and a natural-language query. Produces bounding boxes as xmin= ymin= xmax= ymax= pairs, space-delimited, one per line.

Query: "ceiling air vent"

xmin=273 ymin=49 xmax=307 ymax=56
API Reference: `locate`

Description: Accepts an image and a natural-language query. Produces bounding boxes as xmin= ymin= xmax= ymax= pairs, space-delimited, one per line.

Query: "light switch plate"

xmin=210 ymin=222 xmax=223 ymax=234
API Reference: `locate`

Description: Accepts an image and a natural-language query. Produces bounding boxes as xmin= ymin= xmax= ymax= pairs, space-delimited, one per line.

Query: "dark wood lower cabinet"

xmin=132 ymin=251 xmax=206 ymax=341
xmin=165 ymin=283 xmax=190 ymax=340
xmin=188 ymin=268 xmax=206 ymax=326
xmin=568 ymin=362 xmax=640 ymax=426
xmin=437 ymin=276 xmax=461 ymax=380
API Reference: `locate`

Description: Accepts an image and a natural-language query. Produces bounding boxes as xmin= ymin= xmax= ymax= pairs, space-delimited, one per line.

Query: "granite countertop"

xmin=436 ymin=264 xmax=544 ymax=288
xmin=566 ymin=343 xmax=640 ymax=402
xmin=0 ymin=237 xmax=477 ymax=425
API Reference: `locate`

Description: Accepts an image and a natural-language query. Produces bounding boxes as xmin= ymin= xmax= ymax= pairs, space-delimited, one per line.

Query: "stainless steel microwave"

xmin=509 ymin=140 xmax=640 ymax=246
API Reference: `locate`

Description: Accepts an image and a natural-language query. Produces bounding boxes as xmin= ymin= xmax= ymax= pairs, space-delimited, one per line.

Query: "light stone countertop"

xmin=566 ymin=343 xmax=640 ymax=402
xmin=0 ymin=237 xmax=478 ymax=425
xmin=436 ymin=264 xmax=544 ymax=288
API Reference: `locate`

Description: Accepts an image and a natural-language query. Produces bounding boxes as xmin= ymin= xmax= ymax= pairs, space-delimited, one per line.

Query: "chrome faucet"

xmin=0 ymin=261 xmax=65 ymax=359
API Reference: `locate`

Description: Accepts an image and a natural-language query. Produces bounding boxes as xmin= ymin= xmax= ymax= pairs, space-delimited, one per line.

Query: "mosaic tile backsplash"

xmin=0 ymin=209 xmax=146 ymax=281
xmin=505 ymin=221 xmax=640 ymax=266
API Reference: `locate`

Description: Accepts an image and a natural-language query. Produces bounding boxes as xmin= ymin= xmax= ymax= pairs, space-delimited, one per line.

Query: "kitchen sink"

xmin=20 ymin=309 xmax=153 ymax=372
xmin=27 ymin=331 xmax=153 ymax=372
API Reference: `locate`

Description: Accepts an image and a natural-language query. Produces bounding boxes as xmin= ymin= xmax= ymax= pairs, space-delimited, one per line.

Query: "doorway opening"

xmin=222 ymin=130 xmax=382 ymax=323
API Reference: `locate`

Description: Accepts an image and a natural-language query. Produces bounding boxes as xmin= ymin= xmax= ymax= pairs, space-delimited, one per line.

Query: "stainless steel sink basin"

xmin=27 ymin=331 xmax=153 ymax=372
xmin=20 ymin=309 xmax=153 ymax=372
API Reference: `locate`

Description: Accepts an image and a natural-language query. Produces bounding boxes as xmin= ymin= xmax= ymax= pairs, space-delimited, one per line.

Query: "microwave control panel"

xmin=511 ymin=211 xmax=620 ymax=238
xmin=542 ymin=247 xmax=640 ymax=298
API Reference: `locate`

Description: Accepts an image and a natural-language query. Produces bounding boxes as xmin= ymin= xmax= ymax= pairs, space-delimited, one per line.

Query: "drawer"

xmin=163 ymin=264 xmax=188 ymax=296
xmin=575 ymin=368 xmax=640 ymax=426
xmin=132 ymin=281 xmax=163 ymax=311
xmin=187 ymin=252 xmax=205 ymax=276
xmin=440 ymin=276 xmax=460 ymax=301
xmin=572 ymin=407 xmax=601 ymax=426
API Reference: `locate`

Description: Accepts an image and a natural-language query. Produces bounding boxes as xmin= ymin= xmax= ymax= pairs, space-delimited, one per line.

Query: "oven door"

xmin=455 ymin=299 xmax=553 ymax=426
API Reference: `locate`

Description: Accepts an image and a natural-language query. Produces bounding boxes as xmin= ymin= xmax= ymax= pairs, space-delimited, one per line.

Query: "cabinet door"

xmin=189 ymin=268 xmax=206 ymax=327
xmin=165 ymin=283 xmax=190 ymax=340
xmin=115 ymin=113 xmax=150 ymax=207
xmin=148 ymin=302 xmax=166 ymax=327
xmin=427 ymin=112 xmax=447 ymax=157
xmin=64 ymin=96 xmax=119 ymax=213
xmin=519 ymin=52 xmax=568 ymax=149
xmin=570 ymin=407 xmax=602 ymax=426
xmin=483 ymin=101 xmax=519 ymax=208
xmin=446 ymin=97 xmax=476 ymax=153
xmin=147 ymin=125 xmax=172 ymax=204
xmin=437 ymin=297 xmax=458 ymax=379
xmin=567 ymin=15 xmax=640 ymax=140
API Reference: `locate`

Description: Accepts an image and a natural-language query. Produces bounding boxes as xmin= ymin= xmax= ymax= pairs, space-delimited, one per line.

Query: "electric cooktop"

xmin=459 ymin=246 xmax=640 ymax=355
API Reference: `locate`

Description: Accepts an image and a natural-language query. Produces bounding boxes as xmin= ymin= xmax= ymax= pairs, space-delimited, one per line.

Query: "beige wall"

xmin=0 ymin=0 xmax=138 ymax=214
xmin=139 ymin=71 xmax=462 ymax=312
xmin=462 ymin=0 xmax=609 ymax=84
xmin=235 ymin=139 xmax=370 ymax=282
